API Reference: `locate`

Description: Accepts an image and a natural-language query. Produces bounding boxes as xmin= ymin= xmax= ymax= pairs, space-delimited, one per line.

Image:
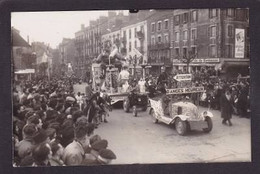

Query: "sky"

xmin=11 ymin=10 xmax=128 ymax=49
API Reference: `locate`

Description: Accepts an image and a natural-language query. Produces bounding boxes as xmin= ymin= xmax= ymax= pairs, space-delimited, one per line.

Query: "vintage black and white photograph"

xmin=11 ymin=9 xmax=250 ymax=167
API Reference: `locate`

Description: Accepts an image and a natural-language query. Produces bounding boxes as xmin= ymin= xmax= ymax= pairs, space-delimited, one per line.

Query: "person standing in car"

xmin=157 ymin=66 xmax=168 ymax=94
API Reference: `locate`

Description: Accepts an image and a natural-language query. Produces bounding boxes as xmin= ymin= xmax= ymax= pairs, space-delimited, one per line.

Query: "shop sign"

xmin=205 ymin=58 xmax=220 ymax=63
xmin=172 ymin=59 xmax=181 ymax=63
xmin=192 ymin=59 xmax=204 ymax=63
xmin=235 ymin=28 xmax=245 ymax=58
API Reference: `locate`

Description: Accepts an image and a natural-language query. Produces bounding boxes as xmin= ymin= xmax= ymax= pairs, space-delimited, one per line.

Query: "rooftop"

xmin=12 ymin=28 xmax=30 ymax=47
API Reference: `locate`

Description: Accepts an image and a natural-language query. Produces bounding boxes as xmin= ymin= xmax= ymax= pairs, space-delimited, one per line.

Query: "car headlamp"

xmin=185 ymin=112 xmax=191 ymax=116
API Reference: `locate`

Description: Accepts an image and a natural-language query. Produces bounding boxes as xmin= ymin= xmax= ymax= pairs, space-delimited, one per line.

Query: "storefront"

xmin=219 ymin=59 xmax=250 ymax=79
xmin=15 ymin=69 xmax=35 ymax=81
xmin=172 ymin=58 xmax=220 ymax=73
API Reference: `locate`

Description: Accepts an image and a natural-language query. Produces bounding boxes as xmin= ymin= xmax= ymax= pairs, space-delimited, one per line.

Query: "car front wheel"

xmin=175 ymin=118 xmax=188 ymax=136
xmin=203 ymin=117 xmax=213 ymax=133
xmin=150 ymin=109 xmax=158 ymax=123
xmin=123 ymin=99 xmax=130 ymax=112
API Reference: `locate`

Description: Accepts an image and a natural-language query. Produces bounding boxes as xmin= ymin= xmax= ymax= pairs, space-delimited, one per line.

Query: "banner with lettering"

xmin=166 ymin=87 xmax=205 ymax=94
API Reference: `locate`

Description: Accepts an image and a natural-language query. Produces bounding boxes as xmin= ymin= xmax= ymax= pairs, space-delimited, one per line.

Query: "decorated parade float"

xmin=91 ymin=43 xmax=131 ymax=105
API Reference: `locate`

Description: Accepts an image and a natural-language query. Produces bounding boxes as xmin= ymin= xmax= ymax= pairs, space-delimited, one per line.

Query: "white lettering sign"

xmin=192 ymin=59 xmax=204 ymax=63
xmin=166 ymin=87 xmax=205 ymax=94
xmin=235 ymin=28 xmax=245 ymax=58
xmin=205 ymin=58 xmax=220 ymax=63
xmin=173 ymin=74 xmax=192 ymax=81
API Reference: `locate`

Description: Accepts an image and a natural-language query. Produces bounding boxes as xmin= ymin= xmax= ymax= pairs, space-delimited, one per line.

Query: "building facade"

xmin=170 ymin=8 xmax=249 ymax=76
xmin=73 ymin=9 xmax=249 ymax=80
xmin=12 ymin=28 xmax=33 ymax=71
xmin=31 ymin=42 xmax=53 ymax=78
xmin=146 ymin=10 xmax=173 ymax=75
xmin=58 ymin=38 xmax=76 ymax=76
xmin=74 ymin=11 xmax=127 ymax=81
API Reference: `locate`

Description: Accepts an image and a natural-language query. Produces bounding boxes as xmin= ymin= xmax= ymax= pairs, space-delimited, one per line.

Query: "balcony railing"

xmin=147 ymin=57 xmax=172 ymax=65
xmin=148 ymin=42 xmax=171 ymax=50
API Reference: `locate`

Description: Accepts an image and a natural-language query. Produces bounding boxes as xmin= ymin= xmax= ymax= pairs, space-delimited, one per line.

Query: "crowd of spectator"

xmin=12 ymin=76 xmax=116 ymax=167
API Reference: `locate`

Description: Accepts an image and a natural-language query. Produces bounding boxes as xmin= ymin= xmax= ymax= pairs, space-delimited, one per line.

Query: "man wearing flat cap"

xmin=96 ymin=149 xmax=116 ymax=165
xmin=62 ymin=123 xmax=95 ymax=166
xmin=83 ymin=139 xmax=108 ymax=165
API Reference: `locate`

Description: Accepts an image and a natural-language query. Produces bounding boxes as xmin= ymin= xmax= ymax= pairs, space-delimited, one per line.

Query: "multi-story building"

xmin=12 ymin=27 xmax=35 ymax=80
xmin=74 ymin=11 xmax=127 ymax=81
xmin=146 ymin=10 xmax=173 ymax=75
xmin=75 ymin=25 xmax=86 ymax=78
xmin=58 ymin=38 xmax=76 ymax=76
xmin=74 ymin=9 xmax=249 ymax=79
xmin=170 ymin=8 xmax=249 ymax=77
xmin=101 ymin=27 xmax=121 ymax=50
xmin=12 ymin=27 xmax=33 ymax=70
xmin=31 ymin=42 xmax=53 ymax=77
xmin=119 ymin=10 xmax=156 ymax=77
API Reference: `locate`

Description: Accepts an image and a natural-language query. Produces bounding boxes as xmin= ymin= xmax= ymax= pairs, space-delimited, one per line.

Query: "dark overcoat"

xmin=220 ymin=94 xmax=233 ymax=119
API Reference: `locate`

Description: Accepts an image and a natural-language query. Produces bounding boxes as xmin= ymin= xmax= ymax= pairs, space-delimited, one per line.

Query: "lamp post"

xmin=140 ymin=61 xmax=147 ymax=79
xmin=133 ymin=55 xmax=137 ymax=78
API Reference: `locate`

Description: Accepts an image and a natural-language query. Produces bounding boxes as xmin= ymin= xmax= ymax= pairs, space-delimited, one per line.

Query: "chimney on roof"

xmin=108 ymin=11 xmax=117 ymax=18
xmin=99 ymin=16 xmax=107 ymax=23
xmin=89 ymin=20 xmax=95 ymax=26
xmin=81 ymin=24 xmax=85 ymax=30
xmin=27 ymin=35 xmax=30 ymax=44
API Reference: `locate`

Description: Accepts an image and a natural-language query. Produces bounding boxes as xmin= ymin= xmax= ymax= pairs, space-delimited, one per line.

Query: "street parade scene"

xmin=11 ymin=9 xmax=251 ymax=166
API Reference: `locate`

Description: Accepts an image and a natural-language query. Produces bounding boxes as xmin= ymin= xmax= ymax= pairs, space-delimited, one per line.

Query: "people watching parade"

xmin=12 ymin=62 xmax=249 ymax=167
xmin=12 ymin=76 xmax=117 ymax=167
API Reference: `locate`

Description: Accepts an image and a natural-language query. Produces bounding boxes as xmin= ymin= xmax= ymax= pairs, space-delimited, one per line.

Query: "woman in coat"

xmin=220 ymin=89 xmax=233 ymax=126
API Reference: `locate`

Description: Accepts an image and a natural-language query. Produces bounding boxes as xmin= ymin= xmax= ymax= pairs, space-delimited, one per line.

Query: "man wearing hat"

xmin=83 ymin=139 xmax=109 ymax=165
xmin=157 ymin=66 xmax=168 ymax=94
xmin=95 ymin=149 xmax=116 ymax=165
xmin=89 ymin=139 xmax=108 ymax=158
xmin=16 ymin=124 xmax=37 ymax=159
xmin=62 ymin=123 xmax=95 ymax=166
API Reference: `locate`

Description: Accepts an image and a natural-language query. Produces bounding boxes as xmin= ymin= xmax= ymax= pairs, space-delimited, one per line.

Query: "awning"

xmin=215 ymin=59 xmax=249 ymax=71
xmin=15 ymin=69 xmax=35 ymax=74
xmin=223 ymin=61 xmax=249 ymax=67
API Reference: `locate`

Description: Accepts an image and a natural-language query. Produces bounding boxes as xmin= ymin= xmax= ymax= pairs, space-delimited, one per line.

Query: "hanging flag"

xmin=109 ymin=45 xmax=118 ymax=57
xmin=133 ymin=47 xmax=143 ymax=57
xmin=41 ymin=52 xmax=48 ymax=63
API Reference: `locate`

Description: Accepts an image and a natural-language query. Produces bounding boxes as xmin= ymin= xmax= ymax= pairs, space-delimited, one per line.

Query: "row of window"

xmin=173 ymin=47 xmax=197 ymax=57
xmin=151 ymin=34 xmax=169 ymax=45
xmin=174 ymin=10 xmax=198 ymax=25
xmin=174 ymin=29 xmax=197 ymax=42
xmin=172 ymin=44 xmax=233 ymax=58
xmin=152 ymin=9 xmax=247 ymax=30
xmin=151 ymin=19 xmax=169 ymax=32
xmin=128 ymin=40 xmax=139 ymax=52
xmin=126 ymin=25 xmax=144 ymax=39
xmin=209 ymin=9 xmax=247 ymax=19
xmin=151 ymin=24 xmax=238 ymax=46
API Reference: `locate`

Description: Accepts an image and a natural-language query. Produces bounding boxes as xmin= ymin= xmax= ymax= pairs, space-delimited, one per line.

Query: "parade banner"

xmin=235 ymin=28 xmax=245 ymax=58
xmin=166 ymin=87 xmax=205 ymax=94
xmin=173 ymin=74 xmax=192 ymax=81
